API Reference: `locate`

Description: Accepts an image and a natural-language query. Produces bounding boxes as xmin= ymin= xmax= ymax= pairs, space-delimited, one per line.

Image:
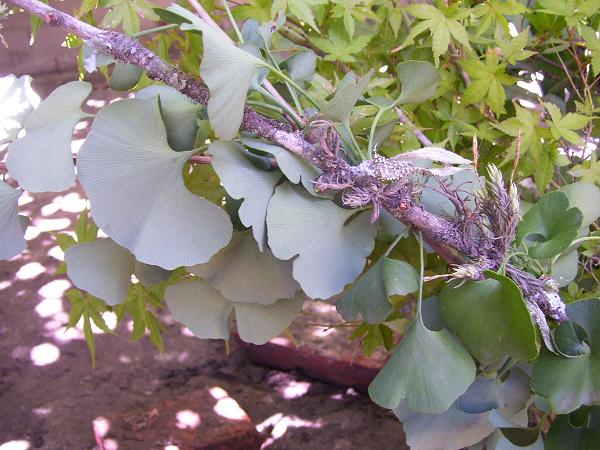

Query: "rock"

xmin=236 ymin=300 xmax=389 ymax=393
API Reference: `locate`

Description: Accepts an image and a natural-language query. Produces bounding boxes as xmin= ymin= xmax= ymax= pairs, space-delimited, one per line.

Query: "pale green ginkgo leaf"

xmin=0 ymin=181 xmax=27 ymax=260
xmin=267 ymin=183 xmax=377 ymax=299
xmin=235 ymin=293 xmax=304 ymax=345
xmin=108 ymin=62 xmax=143 ymax=92
xmin=77 ymin=97 xmax=232 ymax=270
xmin=136 ymin=85 xmax=201 ymax=152
xmin=396 ymin=60 xmax=441 ymax=105
xmin=286 ymin=50 xmax=317 ymax=83
xmin=189 ymin=231 xmax=299 ymax=305
xmin=395 ymin=147 xmax=471 ymax=165
xmin=322 ymin=71 xmax=373 ymax=124
xmin=133 ymin=261 xmax=171 ymax=286
xmin=165 ymin=279 xmax=303 ymax=344
xmin=241 ymin=138 xmax=321 ymax=193
xmin=65 ymin=237 xmax=171 ymax=305
xmin=0 ymin=74 xmax=40 ymax=145
xmin=368 ymin=317 xmax=476 ymax=412
xmin=65 ymin=238 xmax=134 ymax=306
xmin=337 ymin=257 xmax=419 ymax=324
xmin=169 ymin=5 xmax=268 ymax=140
xmin=394 ymin=369 xmax=531 ymax=450
xmin=166 ymin=279 xmax=232 ymax=340
xmin=209 ymin=141 xmax=280 ymax=250
xmin=559 ymin=182 xmax=600 ymax=228
xmin=6 ymin=81 xmax=91 ymax=192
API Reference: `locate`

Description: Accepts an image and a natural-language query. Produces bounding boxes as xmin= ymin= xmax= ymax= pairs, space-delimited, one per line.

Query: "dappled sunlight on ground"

xmin=175 ymin=409 xmax=201 ymax=429
xmin=0 ymin=440 xmax=31 ymax=450
xmin=257 ymin=412 xmax=325 ymax=449
xmin=29 ymin=343 xmax=60 ymax=366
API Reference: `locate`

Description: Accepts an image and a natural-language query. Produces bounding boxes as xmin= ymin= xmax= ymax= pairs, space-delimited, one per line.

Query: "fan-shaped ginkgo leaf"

xmin=209 ymin=141 xmax=280 ymax=250
xmin=337 ymin=257 xmax=419 ymax=324
xmin=322 ymin=71 xmax=373 ymax=124
xmin=6 ymin=81 xmax=91 ymax=192
xmin=267 ymin=183 xmax=377 ymax=299
xmin=168 ymin=5 xmax=268 ymax=140
xmin=242 ymin=138 xmax=321 ymax=193
xmin=65 ymin=238 xmax=134 ymax=306
xmin=136 ymin=85 xmax=201 ymax=152
xmin=65 ymin=237 xmax=171 ymax=305
xmin=394 ymin=369 xmax=530 ymax=450
xmin=77 ymin=97 xmax=232 ymax=270
xmin=368 ymin=317 xmax=476 ymax=412
xmin=189 ymin=231 xmax=299 ymax=304
xmin=165 ymin=280 xmax=303 ymax=344
xmin=0 ymin=181 xmax=27 ymax=260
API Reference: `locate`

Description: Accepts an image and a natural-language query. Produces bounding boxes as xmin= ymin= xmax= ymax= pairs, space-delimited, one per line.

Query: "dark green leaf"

xmin=532 ymin=298 xmax=600 ymax=413
xmin=368 ymin=317 xmax=476 ymax=412
xmin=515 ymin=191 xmax=583 ymax=259
xmin=439 ymin=271 xmax=539 ymax=365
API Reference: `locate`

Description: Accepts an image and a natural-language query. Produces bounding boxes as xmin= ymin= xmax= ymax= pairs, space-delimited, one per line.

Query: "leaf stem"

xmin=221 ymin=0 xmax=243 ymax=44
xmin=268 ymin=65 xmax=321 ymax=110
xmin=550 ymin=236 xmax=600 ymax=264
xmin=367 ymin=100 xmax=401 ymax=157
xmin=384 ymin=234 xmax=404 ymax=257
xmin=130 ymin=24 xmax=179 ymax=38
xmin=417 ymin=231 xmax=425 ymax=325
xmin=256 ymin=85 xmax=304 ymax=128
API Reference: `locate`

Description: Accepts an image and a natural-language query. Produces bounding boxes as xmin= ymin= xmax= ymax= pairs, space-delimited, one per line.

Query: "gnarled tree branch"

xmin=4 ymin=0 xmax=469 ymax=265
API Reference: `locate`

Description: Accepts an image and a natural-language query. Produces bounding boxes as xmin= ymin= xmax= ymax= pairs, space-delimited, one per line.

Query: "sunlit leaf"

xmin=440 ymin=271 xmax=538 ymax=365
xmin=77 ymin=97 xmax=232 ymax=269
xmin=165 ymin=279 xmax=303 ymax=344
xmin=209 ymin=140 xmax=280 ymax=250
xmin=189 ymin=231 xmax=299 ymax=304
xmin=0 ymin=74 xmax=40 ymax=145
xmin=6 ymin=81 xmax=91 ymax=192
xmin=515 ymin=191 xmax=582 ymax=259
xmin=395 ymin=147 xmax=471 ymax=165
xmin=559 ymin=182 xmax=600 ymax=228
xmin=267 ymin=183 xmax=377 ymax=299
xmin=0 ymin=181 xmax=27 ymax=260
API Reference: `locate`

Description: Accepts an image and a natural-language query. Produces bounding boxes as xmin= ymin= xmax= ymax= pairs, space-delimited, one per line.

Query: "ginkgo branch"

xmin=4 ymin=0 xmax=475 ymax=265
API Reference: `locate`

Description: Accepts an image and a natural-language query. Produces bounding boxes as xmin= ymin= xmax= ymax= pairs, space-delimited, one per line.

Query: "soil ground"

xmin=0 ymin=76 xmax=408 ymax=449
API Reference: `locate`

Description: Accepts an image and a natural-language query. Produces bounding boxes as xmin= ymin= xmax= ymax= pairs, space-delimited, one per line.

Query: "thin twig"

xmin=510 ymin=129 xmax=521 ymax=185
xmin=394 ymin=107 xmax=432 ymax=147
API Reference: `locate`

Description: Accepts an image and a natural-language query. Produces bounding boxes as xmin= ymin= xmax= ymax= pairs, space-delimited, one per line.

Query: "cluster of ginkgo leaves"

xmin=2 ymin=0 xmax=600 ymax=448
